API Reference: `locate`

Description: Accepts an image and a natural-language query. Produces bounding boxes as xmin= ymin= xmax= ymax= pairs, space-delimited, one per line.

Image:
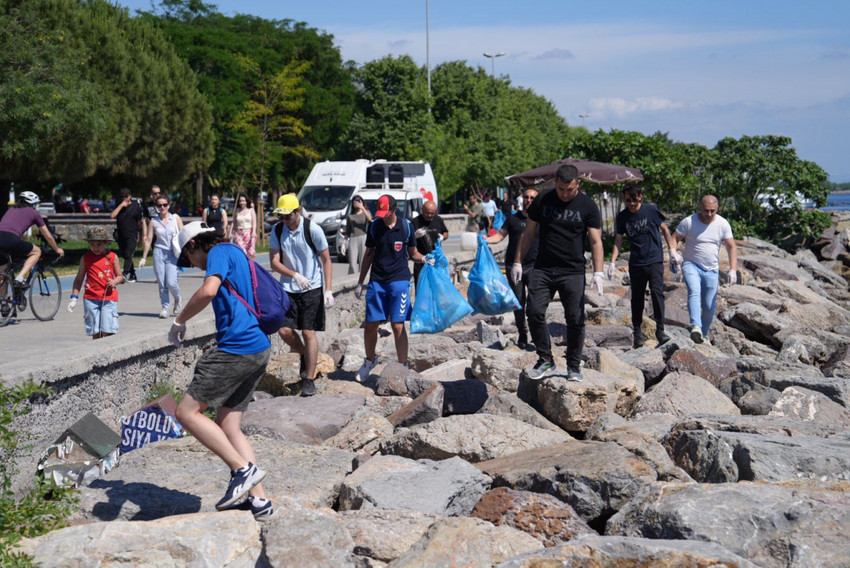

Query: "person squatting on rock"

xmin=670 ymin=194 xmax=738 ymax=345
xmin=486 ymin=188 xmax=540 ymax=350
xmin=513 ymin=164 xmax=605 ymax=381
xmin=109 ymin=187 xmax=146 ymax=283
xmin=269 ymin=194 xmax=334 ymax=397
xmin=168 ymin=221 xmax=273 ymax=521
xmin=67 ymin=227 xmax=123 ymax=340
xmin=355 ymin=194 xmax=432 ymax=382
xmin=411 ymin=199 xmax=449 ymax=291
xmin=608 ymin=182 xmax=676 ymax=348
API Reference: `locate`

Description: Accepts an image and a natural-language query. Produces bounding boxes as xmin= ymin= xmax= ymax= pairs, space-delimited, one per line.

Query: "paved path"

xmin=0 ymin=237 xmax=475 ymax=382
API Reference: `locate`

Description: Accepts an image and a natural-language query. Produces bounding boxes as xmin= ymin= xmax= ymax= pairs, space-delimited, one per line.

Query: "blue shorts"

xmin=84 ymin=299 xmax=119 ymax=335
xmin=365 ymin=280 xmax=412 ymax=323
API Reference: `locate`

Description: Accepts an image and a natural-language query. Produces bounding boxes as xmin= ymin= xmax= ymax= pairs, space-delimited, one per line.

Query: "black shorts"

xmin=0 ymin=231 xmax=34 ymax=263
xmin=187 ymin=348 xmax=270 ymax=411
xmin=283 ymin=287 xmax=325 ymax=331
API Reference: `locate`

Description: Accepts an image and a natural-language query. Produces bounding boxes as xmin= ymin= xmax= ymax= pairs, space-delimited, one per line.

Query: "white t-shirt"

xmin=482 ymin=199 xmax=498 ymax=217
xmin=675 ymin=213 xmax=733 ymax=271
xmin=269 ymin=218 xmax=328 ymax=294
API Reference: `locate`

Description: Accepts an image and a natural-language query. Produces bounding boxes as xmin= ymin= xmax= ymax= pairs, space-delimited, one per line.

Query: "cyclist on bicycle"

xmin=0 ymin=191 xmax=65 ymax=293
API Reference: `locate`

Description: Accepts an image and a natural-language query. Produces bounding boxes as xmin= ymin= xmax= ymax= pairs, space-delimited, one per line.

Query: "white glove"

xmin=139 ymin=258 xmax=147 ymax=269
xmin=670 ymin=250 xmax=683 ymax=267
xmin=324 ymin=290 xmax=335 ymax=308
xmin=67 ymin=298 xmax=77 ymax=313
xmin=168 ymin=322 xmax=186 ymax=347
xmin=414 ymin=228 xmax=427 ymax=239
xmin=424 ymin=254 xmax=436 ymax=265
xmin=606 ymin=262 xmax=616 ymax=279
xmin=728 ymin=269 xmax=738 ymax=285
xmin=354 ymin=284 xmax=365 ymax=300
xmin=510 ymin=263 xmax=523 ymax=284
xmin=591 ymin=272 xmax=605 ymax=295
xmin=292 ymin=273 xmax=311 ymax=291
xmin=437 ymin=234 xmax=443 ymax=242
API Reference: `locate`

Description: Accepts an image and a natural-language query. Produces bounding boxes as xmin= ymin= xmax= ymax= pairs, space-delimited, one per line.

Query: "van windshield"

xmin=298 ymin=185 xmax=355 ymax=212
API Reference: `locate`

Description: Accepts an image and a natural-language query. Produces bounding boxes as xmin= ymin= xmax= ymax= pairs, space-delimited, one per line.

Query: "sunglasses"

xmin=623 ymin=198 xmax=640 ymax=204
xmin=157 ymin=203 xmax=169 ymax=208
xmin=279 ymin=212 xmax=296 ymax=220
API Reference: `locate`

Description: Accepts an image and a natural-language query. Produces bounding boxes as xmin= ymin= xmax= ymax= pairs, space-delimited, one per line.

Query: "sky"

xmin=116 ymin=1 xmax=850 ymax=182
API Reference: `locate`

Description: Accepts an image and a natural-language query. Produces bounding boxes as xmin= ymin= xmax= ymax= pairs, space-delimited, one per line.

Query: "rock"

xmin=476 ymin=320 xmax=507 ymax=349
xmin=258 ymin=352 xmax=302 ymax=396
xmin=441 ymin=378 xmax=498 ymax=415
xmin=664 ymin=414 xmax=850 ymax=447
xmin=736 ymin=383 xmax=782 ymax=415
xmin=496 ymin=535 xmax=758 ymax=568
xmin=477 ymin=392 xmax=565 ymax=434
xmin=408 ymin=335 xmax=484 ymax=371
xmin=778 ymin=333 xmax=826 ymax=365
xmin=471 ymin=347 xmax=539 ymax=392
xmin=822 ymin=344 xmax=850 ymax=379
xmin=380 ymin=414 xmax=569 ymax=462
xmin=606 ymin=481 xmax=850 ymax=568
xmin=665 ymin=349 xmax=738 ymax=388
xmin=618 ymin=347 xmax=668 ymax=387
xmin=741 ymin=255 xmax=813 ymax=282
xmin=583 ymin=324 xmax=633 ymax=348
xmin=721 ymin=284 xmax=784 ymax=311
xmin=389 ymin=517 xmax=542 ymax=568
xmin=338 ymin=455 xmax=491 ymax=516
xmin=16 ymin=511 xmax=262 ymax=567
xmin=324 ymin=411 xmax=394 ymax=453
xmin=471 ymin=487 xmax=596 ymax=547
xmin=338 ymin=509 xmax=439 ymax=565
xmin=242 ymin=394 xmax=366 ymax=444
xmin=536 ymin=368 xmax=644 ymax=432
xmin=264 ymin=508 xmax=358 ymax=568
xmin=757 ymin=370 xmax=850 ymax=408
xmin=375 ymin=362 xmax=436 ymax=399
xmin=584 ymin=348 xmax=644 ymax=383
xmin=419 ymin=359 xmax=470 ymax=382
xmin=718 ymin=302 xmax=793 ymax=347
xmin=476 ymin=441 xmax=657 ymax=527
xmin=387 ymin=382 xmax=445 ymax=428
xmin=769 ymin=386 xmax=850 ymax=429
xmin=633 ymin=372 xmax=740 ymax=418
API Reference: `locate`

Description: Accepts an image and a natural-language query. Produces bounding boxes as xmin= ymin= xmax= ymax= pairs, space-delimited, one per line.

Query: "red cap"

xmin=376 ymin=194 xmax=397 ymax=217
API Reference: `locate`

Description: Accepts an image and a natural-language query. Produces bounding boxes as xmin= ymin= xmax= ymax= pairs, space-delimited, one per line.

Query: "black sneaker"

xmin=215 ymin=463 xmax=266 ymax=510
xmin=12 ymin=280 xmax=29 ymax=291
xmin=125 ymin=274 xmax=137 ymax=283
xmin=656 ymin=332 xmax=671 ymax=346
xmin=222 ymin=496 xmax=274 ymax=521
xmin=566 ymin=366 xmax=584 ymax=382
xmin=299 ymin=379 xmax=316 ymax=397
xmin=527 ymin=357 xmax=555 ymax=380
xmin=517 ymin=333 xmax=528 ymax=350
xmin=299 ymin=354 xmax=307 ymax=380
xmin=0 ymin=301 xmax=10 ymax=318
xmin=633 ymin=330 xmax=646 ymax=349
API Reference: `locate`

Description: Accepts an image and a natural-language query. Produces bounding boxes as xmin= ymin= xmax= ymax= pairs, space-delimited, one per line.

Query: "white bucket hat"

xmin=177 ymin=221 xmax=215 ymax=267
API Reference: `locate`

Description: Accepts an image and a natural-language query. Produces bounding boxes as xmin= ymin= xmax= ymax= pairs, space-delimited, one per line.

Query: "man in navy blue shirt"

xmin=354 ymin=195 xmax=430 ymax=381
xmin=608 ymin=182 xmax=676 ymax=348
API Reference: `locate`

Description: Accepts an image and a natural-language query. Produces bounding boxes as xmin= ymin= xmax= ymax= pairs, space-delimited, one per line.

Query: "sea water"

xmin=822 ymin=193 xmax=850 ymax=212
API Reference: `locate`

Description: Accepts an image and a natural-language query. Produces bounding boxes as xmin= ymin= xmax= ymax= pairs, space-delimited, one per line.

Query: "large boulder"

xmin=632 ymin=372 xmax=740 ymax=418
xmin=769 ymin=386 xmax=850 ymax=429
xmin=471 ymin=347 xmax=539 ymax=392
xmin=263 ymin=508 xmax=359 ymax=568
xmin=241 ymin=394 xmax=366 ymax=445
xmin=338 ymin=509 xmax=439 ymax=565
xmin=477 ymin=392 xmax=565 ymax=434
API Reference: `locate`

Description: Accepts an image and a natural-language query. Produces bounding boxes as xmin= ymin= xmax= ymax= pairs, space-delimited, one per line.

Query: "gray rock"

xmin=721 ymin=284 xmax=784 ymax=311
xmin=718 ymin=302 xmax=793 ymax=347
xmin=419 ymin=358 xmax=470 ymax=382
xmin=477 ymin=392 xmax=565 ymax=434
xmin=380 ymin=414 xmax=569 ymax=462
xmin=471 ymin=347 xmax=539 ymax=392
xmin=476 ymin=320 xmax=507 ymax=349
xmin=242 ymin=394 xmax=366 ymax=444
xmin=665 ymin=349 xmax=738 ymax=388
xmin=618 ymin=347 xmax=668 ymax=386
xmin=633 ymin=372 xmax=740 ymax=418
xmin=387 ymin=382 xmax=444 ymax=428
xmin=606 ymin=481 xmax=850 ymax=568
xmin=584 ymin=324 xmax=633 ymax=348
xmin=758 ymin=370 xmax=850 ymax=408
xmin=741 ymin=255 xmax=813 ymax=282
xmin=736 ymin=383 xmax=782 ymax=415
xmin=584 ymin=348 xmax=644 ymax=383
xmin=408 ymin=335 xmax=484 ymax=371
xmin=794 ymin=248 xmax=848 ymax=287
xmin=324 ymin=412 xmax=395 ymax=453
xmin=769 ymin=386 xmax=850 ymax=429
xmin=264 ymin=508 xmax=358 ymax=568
xmin=338 ymin=455 xmax=491 ymax=516
xmin=441 ymin=378 xmax=498 ymax=415
xmin=664 ymin=414 xmax=850 ymax=447
xmin=338 ymin=509 xmax=439 ymax=564
xmin=375 ymin=362 xmax=436 ymax=399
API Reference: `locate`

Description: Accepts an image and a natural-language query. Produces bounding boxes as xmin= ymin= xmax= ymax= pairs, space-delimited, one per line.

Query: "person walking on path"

xmin=354 ymin=194 xmax=430 ymax=382
xmin=608 ymin=182 xmax=675 ymax=348
xmin=67 ymin=227 xmax=123 ymax=339
xmin=340 ymin=195 xmax=373 ymax=275
xmin=269 ymin=194 xmax=334 ymax=397
xmin=513 ymin=164 xmax=605 ymax=381
xmin=670 ymin=195 xmax=738 ymax=345
xmin=411 ymin=199 xmax=448 ymax=289
xmin=140 ymin=194 xmax=184 ymax=318
xmin=481 ymin=192 xmax=498 ymax=229
xmin=110 ymin=187 xmax=146 ymax=282
xmin=486 ymin=188 xmax=539 ymax=350
xmin=202 ymin=194 xmax=228 ymax=238
xmin=169 ymin=221 xmax=273 ymax=521
xmin=464 ymin=194 xmax=486 ymax=235
xmin=230 ymin=194 xmax=258 ymax=260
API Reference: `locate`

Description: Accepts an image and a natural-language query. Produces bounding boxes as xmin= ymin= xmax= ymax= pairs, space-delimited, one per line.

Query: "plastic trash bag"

xmin=411 ymin=241 xmax=473 ymax=334
xmin=493 ymin=209 xmax=506 ymax=231
xmin=466 ymin=234 xmax=521 ymax=315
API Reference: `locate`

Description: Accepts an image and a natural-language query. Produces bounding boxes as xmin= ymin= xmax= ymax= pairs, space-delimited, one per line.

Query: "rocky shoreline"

xmin=15 ymin=212 xmax=850 ymax=567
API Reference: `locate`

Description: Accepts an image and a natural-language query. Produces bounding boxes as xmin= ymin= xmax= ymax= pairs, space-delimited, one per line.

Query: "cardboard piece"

xmin=38 ymin=412 xmax=121 ymax=488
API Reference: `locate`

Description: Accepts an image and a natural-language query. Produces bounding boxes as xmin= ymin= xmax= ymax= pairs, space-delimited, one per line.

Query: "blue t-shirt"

xmin=206 ymin=244 xmax=271 ymax=354
xmin=365 ymin=218 xmax=415 ymax=283
xmin=614 ymin=203 xmax=666 ymax=266
xmin=269 ymin=218 xmax=328 ymax=294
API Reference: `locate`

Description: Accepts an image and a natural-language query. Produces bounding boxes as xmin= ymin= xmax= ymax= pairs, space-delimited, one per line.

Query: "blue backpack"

xmin=220 ymin=243 xmax=289 ymax=335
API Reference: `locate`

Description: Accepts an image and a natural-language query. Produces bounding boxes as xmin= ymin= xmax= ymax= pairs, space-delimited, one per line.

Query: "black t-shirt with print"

xmin=526 ymin=189 xmax=601 ymax=273
xmin=505 ymin=210 xmax=539 ymax=270
xmin=614 ymin=203 xmax=666 ymax=266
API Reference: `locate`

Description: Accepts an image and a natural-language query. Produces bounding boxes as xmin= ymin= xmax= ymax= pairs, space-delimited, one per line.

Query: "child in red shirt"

xmin=68 ymin=227 xmax=124 ymax=339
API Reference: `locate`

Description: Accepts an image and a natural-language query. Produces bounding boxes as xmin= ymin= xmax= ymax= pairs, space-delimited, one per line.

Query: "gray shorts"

xmin=186 ymin=348 xmax=271 ymax=411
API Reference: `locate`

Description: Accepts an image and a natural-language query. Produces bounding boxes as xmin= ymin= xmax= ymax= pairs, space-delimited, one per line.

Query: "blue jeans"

xmin=153 ymin=247 xmax=181 ymax=310
xmin=681 ymin=261 xmax=719 ymax=337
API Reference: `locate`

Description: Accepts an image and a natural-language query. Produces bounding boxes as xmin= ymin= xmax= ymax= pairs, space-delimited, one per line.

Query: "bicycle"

xmin=0 ymin=247 xmax=63 ymax=327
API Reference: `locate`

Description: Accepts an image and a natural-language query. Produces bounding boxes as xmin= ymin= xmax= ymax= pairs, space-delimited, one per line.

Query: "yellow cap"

xmin=274 ymin=194 xmax=300 ymax=214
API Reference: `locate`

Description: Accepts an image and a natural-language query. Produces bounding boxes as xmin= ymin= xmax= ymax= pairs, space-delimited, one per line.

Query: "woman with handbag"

xmin=140 ymin=195 xmax=184 ymax=318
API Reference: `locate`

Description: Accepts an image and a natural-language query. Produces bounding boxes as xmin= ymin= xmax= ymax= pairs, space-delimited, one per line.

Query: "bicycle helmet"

xmin=18 ymin=191 xmax=40 ymax=206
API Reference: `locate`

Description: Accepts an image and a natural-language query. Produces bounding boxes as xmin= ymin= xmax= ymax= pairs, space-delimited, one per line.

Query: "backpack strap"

xmin=275 ymin=218 xmax=319 ymax=260
xmin=219 ymin=243 xmax=261 ymax=319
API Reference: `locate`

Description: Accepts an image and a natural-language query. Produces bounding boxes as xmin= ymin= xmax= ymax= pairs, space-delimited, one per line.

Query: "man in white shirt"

xmin=481 ymin=192 xmax=498 ymax=227
xmin=670 ymin=195 xmax=737 ymax=345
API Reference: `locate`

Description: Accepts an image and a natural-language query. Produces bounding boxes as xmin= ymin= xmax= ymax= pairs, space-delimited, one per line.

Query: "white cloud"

xmin=534 ymin=48 xmax=574 ymax=61
xmin=588 ymin=97 xmax=687 ymax=119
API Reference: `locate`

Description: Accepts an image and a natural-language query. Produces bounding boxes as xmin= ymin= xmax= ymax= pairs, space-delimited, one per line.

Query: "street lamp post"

xmin=426 ymin=0 xmax=431 ymax=102
xmin=483 ymin=52 xmax=506 ymax=77
xmin=579 ymin=113 xmax=589 ymax=127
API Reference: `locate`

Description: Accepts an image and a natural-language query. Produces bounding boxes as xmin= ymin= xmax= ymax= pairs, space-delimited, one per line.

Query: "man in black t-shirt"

xmin=411 ymin=200 xmax=448 ymax=289
xmin=609 ymin=183 xmax=676 ymax=348
xmin=512 ymin=165 xmax=605 ymax=381
xmin=486 ymin=188 xmax=540 ymax=350
xmin=109 ymin=187 xmax=146 ymax=282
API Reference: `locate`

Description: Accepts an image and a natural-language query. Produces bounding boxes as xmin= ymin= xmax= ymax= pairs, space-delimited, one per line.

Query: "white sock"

xmin=249 ymin=496 xmax=269 ymax=505
xmin=15 ymin=276 xmax=24 ymax=283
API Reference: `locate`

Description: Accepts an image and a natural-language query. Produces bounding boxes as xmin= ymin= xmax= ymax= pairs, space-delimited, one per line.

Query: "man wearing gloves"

xmin=269 ymin=194 xmax=334 ymax=397
xmin=411 ymin=199 xmax=448 ymax=290
xmin=670 ymin=195 xmax=737 ymax=345
xmin=513 ymin=164 xmax=604 ymax=381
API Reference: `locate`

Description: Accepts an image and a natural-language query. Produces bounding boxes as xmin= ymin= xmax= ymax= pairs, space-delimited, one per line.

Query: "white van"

xmin=296 ymin=159 xmax=438 ymax=253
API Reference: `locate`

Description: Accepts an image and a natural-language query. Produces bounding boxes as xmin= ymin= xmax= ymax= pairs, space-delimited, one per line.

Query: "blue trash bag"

xmin=467 ymin=234 xmax=521 ymax=315
xmin=411 ymin=248 xmax=473 ymax=334
xmin=493 ymin=209 xmax=506 ymax=231
xmin=430 ymin=237 xmax=451 ymax=278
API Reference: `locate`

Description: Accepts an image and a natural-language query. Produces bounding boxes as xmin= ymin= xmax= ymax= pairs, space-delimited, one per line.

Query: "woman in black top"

xmin=202 ymin=194 xmax=228 ymax=237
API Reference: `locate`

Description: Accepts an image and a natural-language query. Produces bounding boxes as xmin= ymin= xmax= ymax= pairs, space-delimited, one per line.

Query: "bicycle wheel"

xmin=0 ymin=270 xmax=14 ymax=327
xmin=29 ymin=266 xmax=61 ymax=321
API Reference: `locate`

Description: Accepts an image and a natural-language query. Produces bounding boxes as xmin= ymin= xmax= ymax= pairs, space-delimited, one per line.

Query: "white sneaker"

xmin=159 ymin=308 xmax=169 ymax=319
xmin=173 ymin=301 xmax=182 ymax=316
xmin=356 ymin=357 xmax=377 ymax=382
xmin=689 ymin=325 xmax=704 ymax=344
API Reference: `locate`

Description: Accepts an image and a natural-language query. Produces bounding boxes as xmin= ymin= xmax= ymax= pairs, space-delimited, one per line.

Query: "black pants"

xmin=116 ymin=234 xmax=137 ymax=278
xmin=629 ymin=262 xmax=665 ymax=335
xmin=506 ymin=265 xmax=536 ymax=337
xmin=526 ymin=269 xmax=586 ymax=369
